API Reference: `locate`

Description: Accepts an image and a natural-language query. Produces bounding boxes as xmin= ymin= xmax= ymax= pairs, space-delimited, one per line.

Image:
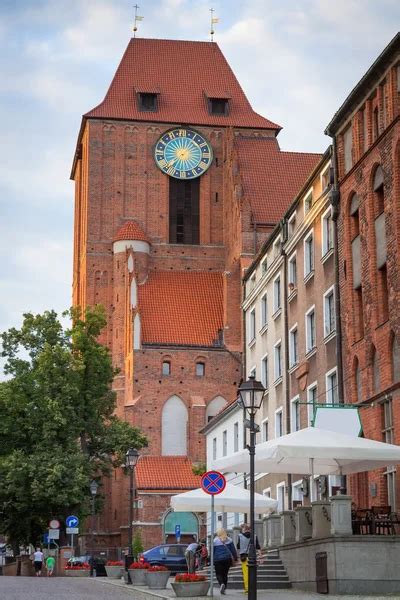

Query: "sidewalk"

xmin=93 ymin=577 xmax=400 ymax=599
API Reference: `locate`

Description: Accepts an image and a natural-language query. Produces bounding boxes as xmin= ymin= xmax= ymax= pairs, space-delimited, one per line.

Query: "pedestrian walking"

xmin=237 ymin=523 xmax=261 ymax=593
xmin=213 ymin=528 xmax=237 ymax=595
xmin=33 ymin=547 xmax=44 ymax=577
xmin=185 ymin=541 xmax=201 ymax=574
xmin=45 ymin=555 xmax=55 ymax=577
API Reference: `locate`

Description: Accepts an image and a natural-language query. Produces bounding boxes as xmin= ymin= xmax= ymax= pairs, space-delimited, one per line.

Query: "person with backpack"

xmin=237 ymin=523 xmax=261 ymax=593
xmin=213 ymin=528 xmax=237 ymax=594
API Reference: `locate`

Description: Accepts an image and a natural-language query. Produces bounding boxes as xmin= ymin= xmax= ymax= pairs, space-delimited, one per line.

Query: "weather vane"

xmin=210 ymin=8 xmax=219 ymax=42
xmin=133 ymin=4 xmax=144 ymax=37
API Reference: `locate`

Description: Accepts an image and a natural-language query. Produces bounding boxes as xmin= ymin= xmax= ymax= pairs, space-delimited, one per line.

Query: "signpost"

xmin=66 ymin=515 xmax=79 ymax=554
xmin=175 ymin=524 xmax=181 ymax=543
xmin=200 ymin=471 xmax=226 ymax=598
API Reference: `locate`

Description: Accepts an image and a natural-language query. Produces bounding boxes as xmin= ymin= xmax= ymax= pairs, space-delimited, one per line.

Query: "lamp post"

xmin=126 ymin=448 xmax=140 ymax=560
xmin=89 ymin=479 xmax=98 ymax=577
xmin=237 ymin=376 xmax=266 ymax=600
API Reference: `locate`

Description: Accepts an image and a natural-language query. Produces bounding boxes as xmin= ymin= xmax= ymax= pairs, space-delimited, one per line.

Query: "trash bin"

xmin=315 ymin=551 xmax=328 ymax=594
xmin=125 ymin=554 xmax=134 ymax=584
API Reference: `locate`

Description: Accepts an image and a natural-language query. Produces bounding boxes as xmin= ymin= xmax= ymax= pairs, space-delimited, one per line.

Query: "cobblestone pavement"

xmin=1 ymin=576 xmax=400 ymax=600
xmin=99 ymin=577 xmax=400 ymax=600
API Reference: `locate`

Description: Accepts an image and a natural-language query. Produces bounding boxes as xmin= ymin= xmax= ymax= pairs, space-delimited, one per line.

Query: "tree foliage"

xmin=0 ymin=306 xmax=147 ymax=547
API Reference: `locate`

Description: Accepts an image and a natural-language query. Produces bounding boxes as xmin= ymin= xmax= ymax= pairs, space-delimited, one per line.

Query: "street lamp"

xmin=89 ymin=479 xmax=98 ymax=577
xmin=237 ymin=376 xmax=266 ymax=600
xmin=126 ymin=448 xmax=140 ymax=560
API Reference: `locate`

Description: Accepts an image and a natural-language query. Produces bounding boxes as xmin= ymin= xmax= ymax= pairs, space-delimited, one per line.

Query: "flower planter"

xmin=64 ymin=569 xmax=90 ymax=577
xmin=171 ymin=581 xmax=210 ymax=597
xmin=128 ymin=568 xmax=148 ymax=585
xmin=145 ymin=570 xmax=171 ymax=589
xmin=105 ymin=565 xmax=123 ymax=579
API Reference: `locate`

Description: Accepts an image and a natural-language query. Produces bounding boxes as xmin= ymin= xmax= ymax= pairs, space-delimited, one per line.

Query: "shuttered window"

xmin=169 ymin=178 xmax=200 ymax=244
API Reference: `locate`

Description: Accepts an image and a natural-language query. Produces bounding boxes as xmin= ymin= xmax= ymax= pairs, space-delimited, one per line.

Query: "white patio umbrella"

xmin=213 ymin=427 xmax=400 ymax=479
xmin=170 ymin=482 xmax=278 ymax=513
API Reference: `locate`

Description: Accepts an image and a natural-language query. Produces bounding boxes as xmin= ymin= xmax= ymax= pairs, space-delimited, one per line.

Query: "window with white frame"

xmin=324 ymin=287 xmax=336 ymax=337
xmin=320 ymin=163 xmax=331 ymax=191
xmin=261 ymin=354 xmax=269 ymax=389
xmin=304 ymin=230 xmax=314 ymax=276
xmin=262 ymin=419 xmax=269 ymax=442
xmin=250 ymin=273 xmax=256 ymax=289
xmin=292 ymin=480 xmax=303 ymax=504
xmin=248 ymin=307 xmax=256 ymax=344
xmin=288 ymin=253 xmax=297 ymax=290
xmin=234 ymin=422 xmax=239 ymax=452
xmin=326 ymin=368 xmax=338 ymax=404
xmin=261 ymin=294 xmax=268 ymax=329
xmin=291 ymin=396 xmax=300 ymax=432
xmin=322 ymin=207 xmax=334 ymax=256
xmin=305 ymin=306 xmax=316 ymax=353
xmin=249 ymin=366 xmax=256 ymax=378
xmin=222 ymin=430 xmax=227 ymax=456
xmin=263 ymin=487 xmax=271 ymax=498
xmin=274 ymin=341 xmax=282 ymax=381
xmin=275 ymin=408 xmax=283 ymax=437
xmin=273 ymin=275 xmax=281 ymax=312
xmin=288 ymin=212 xmax=296 ymax=236
xmin=212 ymin=437 xmax=217 ymax=460
xmin=307 ymin=382 xmax=317 ymax=425
xmin=289 ymin=325 xmax=298 ymax=368
xmin=304 ymin=189 xmax=313 ymax=214
xmin=276 ymin=481 xmax=285 ymax=512
xmin=273 ymin=237 xmax=281 ymax=258
xmin=261 ymin=257 xmax=268 ymax=275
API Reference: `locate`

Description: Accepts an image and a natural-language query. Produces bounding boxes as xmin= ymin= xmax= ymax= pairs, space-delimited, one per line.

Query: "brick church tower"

xmin=71 ymin=38 xmax=318 ymax=549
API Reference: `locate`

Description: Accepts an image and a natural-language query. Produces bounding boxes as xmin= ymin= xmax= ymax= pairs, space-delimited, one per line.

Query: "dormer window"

xmin=135 ymin=87 xmax=160 ymax=112
xmin=138 ymin=93 xmax=158 ymax=112
xmin=210 ymin=98 xmax=228 ymax=115
xmin=204 ymin=90 xmax=230 ymax=116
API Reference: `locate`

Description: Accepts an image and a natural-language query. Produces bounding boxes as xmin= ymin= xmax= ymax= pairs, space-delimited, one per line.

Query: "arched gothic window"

xmin=206 ymin=396 xmax=228 ymax=423
xmin=162 ymin=396 xmax=188 ymax=455
xmin=391 ymin=334 xmax=400 ymax=383
xmin=371 ymin=347 xmax=380 ymax=395
xmin=354 ymin=357 xmax=362 ymax=403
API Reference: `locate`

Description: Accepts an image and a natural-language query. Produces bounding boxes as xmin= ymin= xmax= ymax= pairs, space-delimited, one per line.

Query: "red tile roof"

xmin=85 ymin=38 xmax=280 ymax=131
xmin=138 ymin=271 xmax=223 ymax=346
xmin=114 ymin=221 xmax=149 ymax=243
xmin=235 ymin=137 xmax=322 ymax=223
xmin=136 ymin=456 xmax=201 ymax=490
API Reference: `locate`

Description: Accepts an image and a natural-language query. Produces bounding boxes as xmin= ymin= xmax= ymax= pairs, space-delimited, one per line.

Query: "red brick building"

xmin=71 ymin=38 xmax=319 ymax=549
xmin=326 ymin=33 xmax=400 ymax=510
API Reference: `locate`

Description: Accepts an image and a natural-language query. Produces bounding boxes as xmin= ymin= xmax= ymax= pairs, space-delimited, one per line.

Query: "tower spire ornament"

xmin=210 ymin=8 xmax=219 ymax=42
xmin=133 ymin=4 xmax=144 ymax=38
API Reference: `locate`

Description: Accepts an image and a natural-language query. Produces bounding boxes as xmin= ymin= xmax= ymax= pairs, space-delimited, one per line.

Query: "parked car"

xmin=141 ymin=544 xmax=188 ymax=573
xmin=67 ymin=555 xmax=107 ymax=576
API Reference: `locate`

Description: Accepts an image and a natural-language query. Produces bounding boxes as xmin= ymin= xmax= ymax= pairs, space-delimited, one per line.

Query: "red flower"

xmin=129 ymin=561 xmax=150 ymax=569
xmin=175 ymin=573 xmax=207 ymax=582
xmin=65 ymin=563 xmax=90 ymax=570
xmin=106 ymin=560 xmax=124 ymax=566
xmin=147 ymin=565 xmax=169 ymax=572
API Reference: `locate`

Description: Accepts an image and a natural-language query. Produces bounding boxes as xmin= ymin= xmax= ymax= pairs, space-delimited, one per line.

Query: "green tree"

xmin=0 ymin=306 xmax=147 ymax=549
xmin=132 ymin=529 xmax=144 ymax=560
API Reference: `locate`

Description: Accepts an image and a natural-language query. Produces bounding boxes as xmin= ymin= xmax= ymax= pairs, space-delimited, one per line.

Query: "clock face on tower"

xmin=154 ymin=128 xmax=213 ymax=180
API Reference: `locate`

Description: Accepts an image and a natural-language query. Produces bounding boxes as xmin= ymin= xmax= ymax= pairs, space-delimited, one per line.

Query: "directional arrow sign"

xmin=66 ymin=515 xmax=79 ymax=528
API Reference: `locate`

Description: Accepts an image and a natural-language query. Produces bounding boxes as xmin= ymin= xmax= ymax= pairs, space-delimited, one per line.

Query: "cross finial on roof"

xmin=133 ymin=4 xmax=144 ymax=38
xmin=210 ymin=8 xmax=219 ymax=42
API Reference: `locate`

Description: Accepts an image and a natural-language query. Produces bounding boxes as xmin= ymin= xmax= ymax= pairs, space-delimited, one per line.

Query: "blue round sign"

xmin=66 ymin=515 xmax=79 ymax=528
xmin=201 ymin=471 xmax=226 ymax=495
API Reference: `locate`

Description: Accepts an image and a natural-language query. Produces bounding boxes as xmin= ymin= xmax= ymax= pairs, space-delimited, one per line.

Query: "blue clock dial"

xmin=154 ymin=128 xmax=213 ymax=179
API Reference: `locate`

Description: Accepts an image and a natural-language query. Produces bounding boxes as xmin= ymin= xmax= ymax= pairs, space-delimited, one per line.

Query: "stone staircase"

xmin=199 ymin=549 xmax=291 ymax=590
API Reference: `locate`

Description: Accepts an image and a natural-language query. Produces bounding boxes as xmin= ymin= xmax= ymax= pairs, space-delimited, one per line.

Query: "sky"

xmin=0 ymin=0 xmax=399 ymax=370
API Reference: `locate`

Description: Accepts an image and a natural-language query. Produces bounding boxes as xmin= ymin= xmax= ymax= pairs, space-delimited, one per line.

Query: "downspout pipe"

xmin=281 ymin=219 xmax=292 ymax=509
xmin=329 ymin=141 xmax=345 ymax=406
xmin=329 ymin=139 xmax=346 ymax=495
